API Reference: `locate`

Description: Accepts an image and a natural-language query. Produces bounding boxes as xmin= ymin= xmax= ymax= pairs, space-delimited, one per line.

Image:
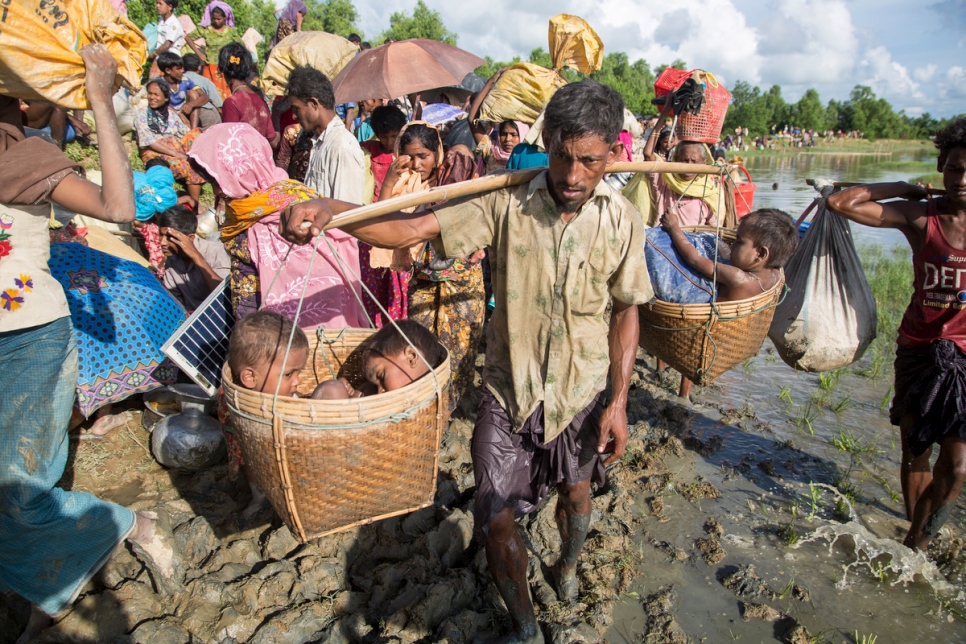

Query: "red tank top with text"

xmin=897 ymin=198 xmax=966 ymax=353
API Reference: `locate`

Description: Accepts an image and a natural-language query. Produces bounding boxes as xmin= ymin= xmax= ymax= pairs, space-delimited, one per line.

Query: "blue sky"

xmin=348 ymin=0 xmax=965 ymax=117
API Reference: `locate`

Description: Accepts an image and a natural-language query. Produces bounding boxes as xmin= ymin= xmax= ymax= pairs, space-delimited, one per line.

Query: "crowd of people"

xmin=2 ymin=3 xmax=966 ymax=642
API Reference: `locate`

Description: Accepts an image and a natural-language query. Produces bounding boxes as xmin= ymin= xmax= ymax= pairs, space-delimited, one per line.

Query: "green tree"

xmin=722 ymin=80 xmax=767 ymax=135
xmin=591 ymin=53 xmax=655 ymax=115
xmin=302 ymin=0 xmax=361 ymax=38
xmin=474 ymin=55 xmax=522 ymax=80
xmin=788 ymin=88 xmax=827 ymax=132
xmin=654 ymin=58 xmax=687 ymax=77
xmin=378 ymin=0 xmax=457 ymax=44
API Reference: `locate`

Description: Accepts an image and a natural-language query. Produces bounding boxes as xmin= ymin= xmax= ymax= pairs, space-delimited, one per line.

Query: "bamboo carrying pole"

xmin=319 ymin=161 xmax=724 ymax=230
xmin=805 ymin=178 xmax=946 ymax=196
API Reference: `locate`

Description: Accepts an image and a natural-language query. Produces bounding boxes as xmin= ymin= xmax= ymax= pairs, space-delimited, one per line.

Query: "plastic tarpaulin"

xmin=768 ymin=185 xmax=877 ymax=372
xmin=477 ymin=62 xmax=567 ymax=125
xmin=0 ymin=0 xmax=146 ymax=109
xmin=645 ymin=227 xmax=725 ymax=304
xmin=547 ymin=14 xmax=603 ymax=75
xmin=262 ymin=31 xmax=358 ymax=97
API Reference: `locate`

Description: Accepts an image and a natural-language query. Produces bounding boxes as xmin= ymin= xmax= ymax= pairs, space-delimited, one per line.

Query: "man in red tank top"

xmin=828 ymin=117 xmax=966 ymax=551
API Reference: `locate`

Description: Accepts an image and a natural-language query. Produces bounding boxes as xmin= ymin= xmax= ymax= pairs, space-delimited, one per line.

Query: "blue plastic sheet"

xmin=644 ymin=228 xmax=727 ymax=304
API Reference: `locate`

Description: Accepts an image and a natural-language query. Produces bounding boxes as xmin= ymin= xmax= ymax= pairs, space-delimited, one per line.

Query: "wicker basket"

xmin=639 ymin=227 xmax=784 ymax=385
xmin=222 ymin=327 xmax=451 ymax=543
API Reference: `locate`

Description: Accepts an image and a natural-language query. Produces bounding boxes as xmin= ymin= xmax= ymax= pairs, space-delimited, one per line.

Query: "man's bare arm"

xmin=279 ymin=198 xmax=441 ymax=248
xmin=826 ymin=182 xmax=928 ymax=231
xmin=597 ymin=298 xmax=637 ymax=466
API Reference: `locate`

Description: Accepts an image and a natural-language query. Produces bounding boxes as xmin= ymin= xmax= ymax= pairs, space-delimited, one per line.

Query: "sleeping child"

xmin=662 ymin=207 xmax=799 ymax=302
xmin=310 ymin=319 xmax=444 ymax=400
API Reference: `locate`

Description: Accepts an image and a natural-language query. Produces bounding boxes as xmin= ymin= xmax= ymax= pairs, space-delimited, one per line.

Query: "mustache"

xmin=553 ymin=182 xmax=587 ymax=197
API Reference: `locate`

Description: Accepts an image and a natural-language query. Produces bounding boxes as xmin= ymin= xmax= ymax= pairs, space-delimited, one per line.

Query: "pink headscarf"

xmin=188 ymin=123 xmax=288 ymax=199
xmin=200 ymin=0 xmax=235 ymax=27
xmin=490 ymin=120 xmax=531 ymax=167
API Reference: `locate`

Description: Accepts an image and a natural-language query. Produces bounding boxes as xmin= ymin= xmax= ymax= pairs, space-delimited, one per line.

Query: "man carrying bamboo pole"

xmin=280 ymin=80 xmax=652 ymax=643
xmin=828 ymin=118 xmax=966 ymax=553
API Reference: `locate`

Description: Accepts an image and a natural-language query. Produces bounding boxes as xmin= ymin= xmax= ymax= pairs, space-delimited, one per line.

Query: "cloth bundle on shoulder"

xmin=547 ymin=14 xmax=603 ymax=75
xmin=262 ymin=31 xmax=357 ymax=97
xmin=645 ymin=227 xmax=724 ymax=304
xmin=0 ymin=0 xmax=146 ymax=109
xmin=477 ymin=62 xmax=567 ymax=125
xmin=768 ymin=184 xmax=877 ymax=371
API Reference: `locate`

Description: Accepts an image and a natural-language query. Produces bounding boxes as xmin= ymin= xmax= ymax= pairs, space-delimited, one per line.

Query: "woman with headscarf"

xmin=0 ymin=46 xmax=171 ymax=640
xmin=471 ymin=120 xmax=530 ymax=174
xmin=134 ymin=78 xmax=206 ymax=203
xmin=373 ymin=122 xmax=483 ymax=413
xmin=271 ymin=0 xmax=307 ymax=47
xmin=132 ymin=164 xmax=179 ymax=274
xmin=186 ymin=0 xmax=236 ymax=99
xmin=188 ymin=122 xmax=366 ymax=328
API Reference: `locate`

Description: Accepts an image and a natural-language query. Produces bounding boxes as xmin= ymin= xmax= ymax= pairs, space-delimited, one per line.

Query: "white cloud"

xmin=939 ymin=66 xmax=966 ymax=101
xmin=914 ymin=64 xmax=937 ymax=83
xmin=857 ymin=45 xmax=926 ymax=104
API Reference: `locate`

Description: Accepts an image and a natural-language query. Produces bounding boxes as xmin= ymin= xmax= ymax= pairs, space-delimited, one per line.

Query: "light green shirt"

xmin=433 ymin=171 xmax=652 ymax=441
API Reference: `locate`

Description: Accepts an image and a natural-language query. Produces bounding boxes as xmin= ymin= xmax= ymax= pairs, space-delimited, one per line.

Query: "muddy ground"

xmin=2 ymin=352 xmax=965 ymax=643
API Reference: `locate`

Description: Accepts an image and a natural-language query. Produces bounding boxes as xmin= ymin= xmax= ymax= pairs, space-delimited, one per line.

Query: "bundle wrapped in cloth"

xmin=262 ymin=31 xmax=358 ymax=97
xmin=548 ymin=14 xmax=603 ymax=75
xmin=0 ymin=0 xmax=146 ymax=109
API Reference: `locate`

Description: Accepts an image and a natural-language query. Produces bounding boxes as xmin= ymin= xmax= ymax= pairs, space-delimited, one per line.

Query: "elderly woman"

xmin=374 ymin=122 xmax=483 ymax=412
xmin=188 ymin=122 xmax=366 ymax=328
xmin=134 ymin=78 xmax=205 ymax=202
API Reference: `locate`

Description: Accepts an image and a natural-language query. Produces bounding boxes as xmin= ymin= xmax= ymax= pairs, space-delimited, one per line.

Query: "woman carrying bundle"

xmin=134 ymin=78 xmax=205 ymax=203
xmin=188 ymin=122 xmax=366 ymax=328
xmin=373 ymin=121 xmax=484 ymax=412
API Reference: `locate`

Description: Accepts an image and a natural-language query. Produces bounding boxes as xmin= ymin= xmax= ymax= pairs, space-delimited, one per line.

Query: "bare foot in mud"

xmin=14 ymin=606 xmax=51 ymax=644
xmin=550 ymin=563 xmax=579 ymax=603
xmin=127 ymin=511 xmax=175 ymax=579
xmin=241 ymin=483 xmax=269 ymax=524
xmin=82 ymin=409 xmax=135 ymax=438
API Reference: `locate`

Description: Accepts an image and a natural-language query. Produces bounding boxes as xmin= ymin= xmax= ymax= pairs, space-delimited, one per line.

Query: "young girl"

xmin=311 ymin=319 xmax=443 ymax=399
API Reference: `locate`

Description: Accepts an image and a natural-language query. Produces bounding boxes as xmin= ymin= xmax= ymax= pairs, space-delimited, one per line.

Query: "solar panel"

xmin=162 ymin=279 xmax=235 ymax=396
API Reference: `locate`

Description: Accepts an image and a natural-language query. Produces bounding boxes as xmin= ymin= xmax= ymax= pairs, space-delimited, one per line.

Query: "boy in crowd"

xmin=182 ymin=53 xmax=223 ymax=129
xmin=158 ymin=205 xmax=230 ymax=310
xmin=156 ymin=52 xmax=209 ymax=129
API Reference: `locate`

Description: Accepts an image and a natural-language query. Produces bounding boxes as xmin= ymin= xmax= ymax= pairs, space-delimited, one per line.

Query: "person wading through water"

xmin=276 ymin=79 xmax=652 ymax=643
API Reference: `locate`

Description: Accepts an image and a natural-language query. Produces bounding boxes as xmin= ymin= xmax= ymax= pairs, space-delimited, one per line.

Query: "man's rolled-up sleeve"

xmin=609 ymin=212 xmax=653 ymax=305
xmin=431 ymin=190 xmax=500 ymax=260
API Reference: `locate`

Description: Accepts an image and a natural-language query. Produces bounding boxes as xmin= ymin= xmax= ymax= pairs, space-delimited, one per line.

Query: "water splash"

xmin=793 ymin=484 xmax=957 ymax=594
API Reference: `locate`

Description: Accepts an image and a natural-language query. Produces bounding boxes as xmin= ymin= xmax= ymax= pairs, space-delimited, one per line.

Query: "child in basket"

xmin=223 ymin=310 xmax=309 ymax=520
xmin=311 ymin=319 xmax=444 ymax=400
xmin=662 ymin=207 xmax=798 ymax=302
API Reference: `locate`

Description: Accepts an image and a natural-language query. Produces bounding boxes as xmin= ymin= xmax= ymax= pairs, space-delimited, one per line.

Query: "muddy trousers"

xmin=0 ymin=317 xmax=135 ymax=615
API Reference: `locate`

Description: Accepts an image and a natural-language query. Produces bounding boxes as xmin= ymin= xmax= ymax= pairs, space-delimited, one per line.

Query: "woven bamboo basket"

xmin=222 ymin=327 xmax=451 ymax=543
xmin=639 ymin=226 xmax=785 ymax=385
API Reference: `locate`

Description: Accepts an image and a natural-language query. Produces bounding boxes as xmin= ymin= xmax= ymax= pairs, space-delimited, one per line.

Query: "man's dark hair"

xmin=287 ymin=65 xmax=335 ymax=110
xmin=182 ymin=53 xmax=203 ymax=73
xmin=157 ymin=205 xmax=198 ymax=235
xmin=218 ymin=43 xmax=255 ymax=83
xmin=934 ymin=117 xmax=966 ymax=169
xmin=370 ymin=105 xmax=407 ymax=137
xmin=348 ymin=33 xmax=361 ymax=44
xmin=145 ymin=78 xmax=171 ymax=100
xmin=156 ymin=51 xmax=184 ymax=73
xmin=360 ymin=41 xmax=371 ymax=50
xmin=364 ymin=320 xmax=444 ymax=371
xmin=542 ymin=80 xmax=624 ymax=151
xmin=740 ymin=208 xmax=799 ymax=268
xmin=144 ymin=157 xmax=171 ymax=171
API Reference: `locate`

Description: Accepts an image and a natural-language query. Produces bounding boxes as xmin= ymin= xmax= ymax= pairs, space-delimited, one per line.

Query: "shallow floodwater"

xmin=608 ymin=148 xmax=966 ymax=642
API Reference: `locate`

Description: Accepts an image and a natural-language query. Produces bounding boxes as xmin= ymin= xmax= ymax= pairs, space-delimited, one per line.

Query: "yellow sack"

xmin=262 ymin=31 xmax=358 ymax=97
xmin=477 ymin=63 xmax=567 ymax=125
xmin=0 ymin=0 xmax=146 ymax=109
xmin=621 ymin=173 xmax=657 ymax=227
xmin=548 ymin=14 xmax=603 ymax=75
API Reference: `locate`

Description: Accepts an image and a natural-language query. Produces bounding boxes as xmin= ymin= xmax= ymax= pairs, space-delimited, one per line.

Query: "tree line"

xmin=124 ymin=0 xmax=961 ymax=140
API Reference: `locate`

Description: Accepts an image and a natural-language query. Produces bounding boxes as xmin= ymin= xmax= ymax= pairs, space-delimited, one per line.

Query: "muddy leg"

xmin=904 ymin=434 xmax=966 ymax=550
xmin=657 ymin=359 xmax=666 ymax=371
xmin=678 ymin=376 xmax=692 ymax=399
xmin=485 ymin=507 xmax=542 ymax=643
xmin=899 ymin=413 xmax=933 ymax=520
xmin=552 ymin=479 xmax=592 ymax=602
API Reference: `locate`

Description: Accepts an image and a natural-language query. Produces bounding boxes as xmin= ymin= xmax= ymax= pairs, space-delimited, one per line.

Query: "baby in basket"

xmin=311 ymin=320 xmax=444 ymax=400
xmin=661 ymin=207 xmax=799 ymax=301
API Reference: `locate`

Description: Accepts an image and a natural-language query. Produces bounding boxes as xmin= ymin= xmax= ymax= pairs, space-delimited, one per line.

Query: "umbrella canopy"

xmin=332 ymin=39 xmax=486 ymax=104
xmin=48 ymin=242 xmax=186 ymax=417
xmin=419 ymin=72 xmax=486 ymax=106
